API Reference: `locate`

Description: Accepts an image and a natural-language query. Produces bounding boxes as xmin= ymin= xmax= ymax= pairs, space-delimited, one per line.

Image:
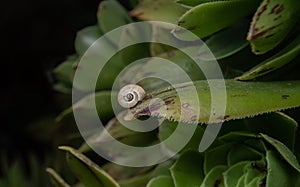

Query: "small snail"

xmin=118 ymin=84 xmax=146 ymax=108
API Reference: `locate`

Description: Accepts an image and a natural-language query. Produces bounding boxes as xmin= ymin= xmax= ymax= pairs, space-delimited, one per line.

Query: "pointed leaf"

xmin=170 ymin=150 xmax=204 ymax=187
xmin=247 ymin=0 xmax=300 ymax=54
xmin=200 ymin=165 xmax=227 ymax=187
xmin=146 ymin=176 xmax=174 ymax=187
xmin=59 ymin=146 xmax=120 ymax=187
xmin=266 ymin=150 xmax=299 ymax=187
xmin=46 ymin=168 xmax=71 ymax=187
xmin=130 ymin=0 xmax=187 ymax=24
xmin=237 ymin=34 xmax=300 ymax=80
xmin=261 ymin=134 xmax=300 ymax=172
xmin=174 ymin=0 xmax=261 ymax=38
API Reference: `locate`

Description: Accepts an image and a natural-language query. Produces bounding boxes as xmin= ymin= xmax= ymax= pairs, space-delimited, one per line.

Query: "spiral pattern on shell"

xmin=118 ymin=84 xmax=146 ymax=108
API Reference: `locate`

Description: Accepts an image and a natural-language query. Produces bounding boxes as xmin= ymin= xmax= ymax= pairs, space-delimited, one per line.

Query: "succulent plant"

xmin=51 ymin=0 xmax=300 ymax=186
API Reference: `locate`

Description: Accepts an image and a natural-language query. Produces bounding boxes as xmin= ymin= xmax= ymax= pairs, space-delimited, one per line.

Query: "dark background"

xmin=0 ymin=0 xmax=105 ymax=156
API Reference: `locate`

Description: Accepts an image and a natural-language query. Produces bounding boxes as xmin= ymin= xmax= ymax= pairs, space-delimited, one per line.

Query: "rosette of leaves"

xmin=50 ymin=0 xmax=300 ymax=186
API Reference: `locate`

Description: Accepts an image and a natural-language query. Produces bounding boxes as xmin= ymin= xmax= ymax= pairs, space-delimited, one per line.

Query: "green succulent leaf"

xmin=174 ymin=0 xmax=261 ymax=39
xmin=73 ymin=40 xmax=124 ymax=91
xmin=218 ymin=131 xmax=258 ymax=143
xmin=118 ymin=22 xmax=152 ymax=66
xmin=236 ymin=174 xmax=246 ymax=187
xmin=119 ymin=173 xmax=152 ymax=187
xmin=75 ymin=26 xmax=102 ymax=55
xmin=237 ymin=33 xmax=300 ymax=80
xmin=130 ymin=0 xmax=187 ymax=24
xmin=127 ymin=80 xmax=300 ymax=124
xmin=222 ymin=161 xmax=249 ymax=187
xmin=158 ymin=120 xmax=205 ymax=152
xmin=200 ymin=165 xmax=227 ymax=187
xmin=227 ymin=144 xmax=263 ymax=166
xmin=46 ymin=168 xmax=71 ymax=187
xmin=261 ymin=134 xmax=300 ymax=172
xmin=247 ymin=0 xmax=300 ymax=54
xmin=102 ymin=162 xmax=153 ymax=182
xmin=170 ymin=150 xmax=204 ymax=187
xmin=243 ymin=160 xmax=266 ymax=186
xmin=151 ymin=160 xmax=175 ymax=178
xmin=176 ymin=0 xmax=218 ymax=7
xmin=198 ymin=21 xmax=249 ymax=61
xmin=56 ymin=91 xmax=116 ymax=125
xmin=59 ymin=146 xmax=120 ymax=187
xmin=79 ymin=113 xmax=158 ymax=157
xmin=245 ymin=112 xmax=298 ymax=150
xmin=204 ymin=143 xmax=234 ymax=174
xmin=146 ymin=176 xmax=174 ymax=187
xmin=266 ymin=150 xmax=299 ymax=187
xmin=53 ymin=55 xmax=77 ymax=86
xmin=97 ymin=0 xmax=132 ymax=33
xmin=119 ymin=48 xmax=205 ymax=92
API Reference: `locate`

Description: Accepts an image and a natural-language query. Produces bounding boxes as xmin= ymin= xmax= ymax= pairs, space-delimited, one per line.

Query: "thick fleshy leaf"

xmin=236 ymin=174 xmax=246 ymax=187
xmin=261 ymin=134 xmax=300 ymax=172
xmin=244 ymin=139 xmax=266 ymax=153
xmin=75 ymin=26 xmax=102 ymax=55
xmin=174 ymin=0 xmax=261 ymax=38
xmin=102 ymin=162 xmax=153 ymax=181
xmin=146 ymin=176 xmax=174 ymax=187
xmin=266 ymin=150 xmax=299 ymax=187
xmin=127 ymin=80 xmax=300 ymax=124
xmin=73 ymin=37 xmax=125 ymax=91
xmin=53 ymin=55 xmax=77 ymax=86
xmin=59 ymin=146 xmax=120 ymax=187
xmin=158 ymin=120 xmax=205 ymax=152
xmin=243 ymin=160 xmax=266 ymax=186
xmin=176 ymin=0 xmax=217 ymax=7
xmin=118 ymin=22 xmax=151 ymax=66
xmin=119 ymin=173 xmax=152 ymax=187
xmin=46 ymin=168 xmax=71 ymax=187
xmin=245 ymin=112 xmax=298 ymax=150
xmin=218 ymin=131 xmax=258 ymax=143
xmin=198 ymin=21 xmax=249 ymax=61
xmin=222 ymin=161 xmax=249 ymax=187
xmin=97 ymin=0 xmax=132 ymax=33
xmin=200 ymin=165 xmax=227 ymax=187
xmin=170 ymin=150 xmax=204 ymax=187
xmin=247 ymin=0 xmax=300 ymax=54
xmin=79 ymin=113 xmax=158 ymax=160
xmin=227 ymin=145 xmax=263 ymax=166
xmin=119 ymin=48 xmax=205 ymax=92
xmin=130 ymin=0 xmax=187 ymax=24
xmin=204 ymin=143 xmax=234 ymax=174
xmin=150 ymin=25 xmax=182 ymax=56
xmin=237 ymin=34 xmax=300 ymax=80
xmin=56 ymin=91 xmax=116 ymax=125
xmin=151 ymin=160 xmax=175 ymax=178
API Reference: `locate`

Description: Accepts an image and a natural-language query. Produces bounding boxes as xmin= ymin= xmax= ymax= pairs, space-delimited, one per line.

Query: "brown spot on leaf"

xmin=213 ymin=177 xmax=222 ymax=187
xmin=191 ymin=115 xmax=197 ymax=122
xmin=182 ymin=103 xmax=189 ymax=108
xmin=178 ymin=20 xmax=185 ymax=26
xmin=270 ymin=4 xmax=284 ymax=15
xmin=187 ymin=26 xmax=197 ymax=31
xmin=149 ymin=102 xmax=161 ymax=112
xmin=281 ymin=95 xmax=290 ymax=99
xmin=248 ymin=24 xmax=281 ymax=40
xmin=164 ymin=98 xmax=175 ymax=105
xmin=217 ymin=115 xmax=230 ymax=121
xmin=167 ymin=51 xmax=175 ymax=57
xmin=274 ymin=15 xmax=282 ymax=21
xmin=231 ymin=94 xmax=247 ymax=97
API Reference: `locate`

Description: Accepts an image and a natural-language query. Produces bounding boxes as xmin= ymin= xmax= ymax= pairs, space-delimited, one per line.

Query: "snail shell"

xmin=118 ymin=84 xmax=146 ymax=108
